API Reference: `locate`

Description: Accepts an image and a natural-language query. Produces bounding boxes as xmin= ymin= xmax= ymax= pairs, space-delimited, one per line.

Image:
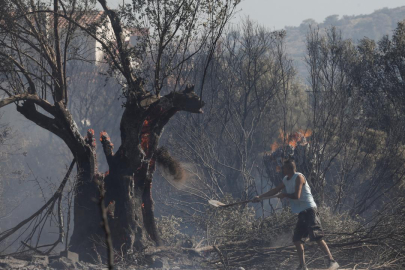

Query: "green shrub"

xmin=156 ymin=215 xmax=187 ymax=246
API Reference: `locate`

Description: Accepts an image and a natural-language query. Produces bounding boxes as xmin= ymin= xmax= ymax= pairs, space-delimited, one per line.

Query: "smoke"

xmin=155 ymin=147 xmax=184 ymax=182
xmin=269 ymin=232 xmax=292 ymax=248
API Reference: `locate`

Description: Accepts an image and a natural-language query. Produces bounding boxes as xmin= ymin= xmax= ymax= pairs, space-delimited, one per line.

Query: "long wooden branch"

xmin=17 ymin=103 xmax=74 ymax=150
xmin=0 ymin=94 xmax=54 ymax=114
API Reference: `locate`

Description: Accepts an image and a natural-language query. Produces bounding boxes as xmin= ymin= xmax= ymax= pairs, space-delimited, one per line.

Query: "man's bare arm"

xmin=279 ymin=174 xmax=304 ymax=200
xmin=253 ymin=182 xmax=285 ymax=202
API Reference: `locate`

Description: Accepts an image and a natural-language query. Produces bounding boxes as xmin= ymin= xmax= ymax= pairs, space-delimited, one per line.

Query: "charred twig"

xmin=0 ymin=159 xmax=76 ymax=248
xmin=213 ymin=245 xmax=228 ymax=270
xmin=44 ymin=193 xmax=65 ymax=255
xmin=20 ymin=241 xmax=45 ymax=255
xmin=64 ymin=174 xmax=77 ymax=252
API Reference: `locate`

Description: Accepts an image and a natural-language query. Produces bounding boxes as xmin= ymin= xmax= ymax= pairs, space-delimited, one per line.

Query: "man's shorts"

xmin=293 ymin=207 xmax=324 ymax=243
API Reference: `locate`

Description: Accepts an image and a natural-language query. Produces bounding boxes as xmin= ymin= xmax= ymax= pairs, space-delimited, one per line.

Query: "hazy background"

xmin=235 ymin=0 xmax=405 ymax=29
xmin=109 ymin=0 xmax=405 ymax=30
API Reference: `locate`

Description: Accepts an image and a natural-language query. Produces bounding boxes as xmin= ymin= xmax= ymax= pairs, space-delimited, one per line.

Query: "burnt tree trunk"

xmin=16 ymin=101 xmax=103 ymax=261
xmin=68 ymin=85 xmax=204 ymax=260
xmin=68 ymin=131 xmax=103 ymax=261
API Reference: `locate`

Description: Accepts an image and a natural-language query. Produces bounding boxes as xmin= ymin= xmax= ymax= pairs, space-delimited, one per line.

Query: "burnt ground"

xmin=0 ymin=244 xmax=373 ymax=270
xmin=0 ymin=249 xmax=208 ymax=270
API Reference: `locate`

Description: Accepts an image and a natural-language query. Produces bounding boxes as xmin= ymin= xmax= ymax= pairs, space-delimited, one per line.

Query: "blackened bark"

xmin=101 ymin=101 xmax=155 ymax=254
xmin=15 ymin=86 xmax=203 ymax=262
xmin=69 ymin=130 xmax=101 ymax=261
xmin=17 ymin=101 xmax=103 ymax=261
xmin=97 ymin=86 xmax=204 ymax=256
xmin=69 ymin=159 xmax=101 ymax=261
xmin=142 ymin=178 xmax=161 ymax=245
xmin=70 ymin=86 xmax=205 ymax=261
xmin=104 ymin=168 xmax=152 ymax=253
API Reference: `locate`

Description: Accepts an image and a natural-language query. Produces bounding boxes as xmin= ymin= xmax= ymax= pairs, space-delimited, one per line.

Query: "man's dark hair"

xmin=283 ymin=159 xmax=296 ymax=172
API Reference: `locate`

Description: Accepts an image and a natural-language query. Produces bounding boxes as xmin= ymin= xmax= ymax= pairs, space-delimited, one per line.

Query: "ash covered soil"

xmin=0 ymin=251 xmax=370 ymax=270
xmin=0 ymin=249 xmax=210 ymax=270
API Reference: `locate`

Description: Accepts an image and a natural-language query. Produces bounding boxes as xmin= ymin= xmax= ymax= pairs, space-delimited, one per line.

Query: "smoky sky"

xmin=106 ymin=0 xmax=405 ymax=30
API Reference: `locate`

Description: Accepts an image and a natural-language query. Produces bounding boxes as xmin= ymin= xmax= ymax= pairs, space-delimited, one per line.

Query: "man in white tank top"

xmin=253 ymin=159 xmax=339 ymax=270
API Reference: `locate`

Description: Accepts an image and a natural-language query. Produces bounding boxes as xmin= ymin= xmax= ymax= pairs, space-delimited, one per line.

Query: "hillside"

xmin=284 ymin=6 xmax=405 ymax=78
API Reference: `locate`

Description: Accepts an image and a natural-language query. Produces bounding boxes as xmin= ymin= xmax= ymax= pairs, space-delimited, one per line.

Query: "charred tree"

xmin=82 ymin=85 xmax=205 ymax=255
xmin=0 ymin=0 xmax=237 ymax=262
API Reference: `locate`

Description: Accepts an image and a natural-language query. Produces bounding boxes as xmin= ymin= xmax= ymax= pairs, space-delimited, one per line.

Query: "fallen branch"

xmin=213 ymin=245 xmax=228 ymax=270
xmin=20 ymin=241 xmax=45 ymax=255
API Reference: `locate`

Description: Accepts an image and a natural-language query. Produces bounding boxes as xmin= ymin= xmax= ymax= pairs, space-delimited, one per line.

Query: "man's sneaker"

xmin=296 ymin=264 xmax=309 ymax=270
xmin=328 ymin=259 xmax=339 ymax=269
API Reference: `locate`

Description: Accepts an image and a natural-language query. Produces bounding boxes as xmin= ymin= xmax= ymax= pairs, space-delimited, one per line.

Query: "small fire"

xmin=288 ymin=133 xmax=299 ymax=148
xmin=271 ymin=141 xmax=279 ymax=152
xmin=270 ymin=129 xmax=311 ymax=152
xmin=141 ymin=203 xmax=145 ymax=208
xmin=141 ymin=134 xmax=149 ymax=151
xmin=85 ymin=129 xmax=96 ymax=147
xmin=141 ymin=119 xmax=151 ymax=154
xmin=99 ymin=131 xmax=114 ymax=148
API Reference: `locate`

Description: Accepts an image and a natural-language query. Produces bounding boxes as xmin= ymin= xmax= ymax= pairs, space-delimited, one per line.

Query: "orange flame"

xmin=270 ymin=129 xmax=312 ymax=152
xmin=100 ymin=131 xmax=110 ymax=141
xmin=271 ymin=141 xmax=279 ymax=152
xmin=99 ymin=131 xmax=114 ymax=148
xmin=141 ymin=134 xmax=149 ymax=152
xmin=141 ymin=119 xmax=151 ymax=154
xmin=299 ymin=129 xmax=312 ymax=138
